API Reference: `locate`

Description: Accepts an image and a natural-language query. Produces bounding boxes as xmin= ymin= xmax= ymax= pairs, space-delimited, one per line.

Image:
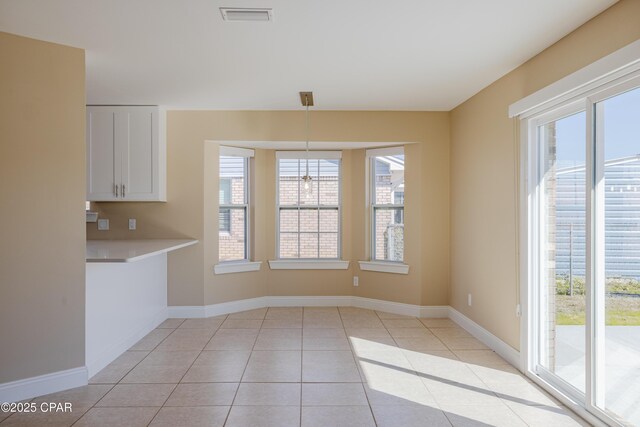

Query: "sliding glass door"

xmin=529 ymin=76 xmax=640 ymax=427
xmin=537 ymin=109 xmax=587 ymax=396
xmin=593 ymin=84 xmax=640 ymax=425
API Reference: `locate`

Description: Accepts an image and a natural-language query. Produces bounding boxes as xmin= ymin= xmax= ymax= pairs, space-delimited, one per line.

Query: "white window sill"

xmin=358 ymin=261 xmax=409 ymax=274
xmin=268 ymin=260 xmax=350 ymax=270
xmin=214 ymin=261 xmax=262 ymax=275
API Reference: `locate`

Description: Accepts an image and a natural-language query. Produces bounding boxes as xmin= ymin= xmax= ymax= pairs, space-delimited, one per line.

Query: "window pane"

xmin=320 ymin=209 xmax=339 ymax=232
xmin=599 ymin=85 xmax=640 ymax=424
xmin=220 ymin=156 xmax=245 ymax=205
xmin=373 ymin=207 xmax=404 ymax=262
xmin=279 ymin=233 xmax=298 ymax=258
xmin=320 ymin=233 xmax=338 ymax=258
xmin=219 ymin=207 xmax=246 ymax=262
xmin=219 ymin=179 xmax=231 ymax=205
xmin=319 ymin=159 xmax=340 ymax=205
xmin=300 ymin=209 xmax=318 ymax=232
xmin=279 ymin=209 xmax=298 ymax=233
xmin=299 ymin=233 xmax=319 ymax=258
xmin=374 ymin=155 xmax=404 ymax=205
xmin=219 ymin=208 xmax=230 ymax=232
xmin=279 ymin=159 xmax=299 ymax=206
xmin=539 ymin=111 xmax=587 ymax=393
xmin=299 ymin=159 xmax=319 ymax=206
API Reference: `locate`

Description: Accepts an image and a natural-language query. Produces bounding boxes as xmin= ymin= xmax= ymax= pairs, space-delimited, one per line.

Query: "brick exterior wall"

xmin=278 ymin=176 xmax=339 ymax=258
xmin=373 ymin=173 xmax=404 ymax=261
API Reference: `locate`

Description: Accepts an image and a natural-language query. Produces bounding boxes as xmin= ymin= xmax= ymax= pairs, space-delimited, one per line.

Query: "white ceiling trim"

xmin=210 ymin=141 xmax=416 ymax=150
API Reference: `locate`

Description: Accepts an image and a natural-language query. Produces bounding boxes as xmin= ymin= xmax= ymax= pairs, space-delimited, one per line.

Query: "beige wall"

xmin=450 ymin=0 xmax=640 ymax=349
xmin=89 ymin=111 xmax=450 ymax=307
xmin=0 ymin=32 xmax=85 ymax=383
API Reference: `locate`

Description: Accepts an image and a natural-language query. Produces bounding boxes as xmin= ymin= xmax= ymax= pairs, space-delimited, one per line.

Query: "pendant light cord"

xmin=305 ymin=95 xmax=310 ymax=177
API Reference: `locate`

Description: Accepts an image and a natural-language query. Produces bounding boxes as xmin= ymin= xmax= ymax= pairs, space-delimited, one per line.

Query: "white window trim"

xmin=275 ymin=152 xmax=343 ymax=260
xmin=365 ymin=146 xmax=405 ymax=158
xmin=510 ymin=38 xmax=640 ymax=118
xmin=276 ymin=150 xmax=342 ymax=160
xmin=218 ymin=146 xmax=253 ymax=263
xmin=220 ymin=145 xmax=255 ymax=157
xmin=214 ymin=261 xmax=262 ymax=275
xmin=358 ymin=261 xmax=409 ymax=275
xmin=268 ymin=260 xmax=349 ymax=270
xmin=515 ymin=53 xmax=640 ymax=427
xmin=366 ymin=146 xmax=406 ymax=264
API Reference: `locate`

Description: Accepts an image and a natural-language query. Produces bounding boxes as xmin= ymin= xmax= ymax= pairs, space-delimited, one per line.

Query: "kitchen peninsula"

xmin=85 ymin=239 xmax=197 ymax=377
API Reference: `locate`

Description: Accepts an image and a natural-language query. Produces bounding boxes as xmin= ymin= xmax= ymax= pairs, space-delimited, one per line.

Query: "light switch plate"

xmin=97 ymin=219 xmax=109 ymax=231
xmin=128 ymin=218 xmax=136 ymax=230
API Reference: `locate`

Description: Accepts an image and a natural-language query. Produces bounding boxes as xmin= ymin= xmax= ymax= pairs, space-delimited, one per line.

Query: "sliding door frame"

xmin=520 ymin=70 xmax=640 ymax=427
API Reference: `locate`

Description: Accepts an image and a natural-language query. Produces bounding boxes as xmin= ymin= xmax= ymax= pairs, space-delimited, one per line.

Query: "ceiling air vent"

xmin=220 ymin=8 xmax=273 ymax=22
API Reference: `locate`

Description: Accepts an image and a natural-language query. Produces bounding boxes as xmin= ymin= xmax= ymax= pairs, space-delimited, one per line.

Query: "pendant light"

xmin=300 ymin=91 xmax=314 ymax=199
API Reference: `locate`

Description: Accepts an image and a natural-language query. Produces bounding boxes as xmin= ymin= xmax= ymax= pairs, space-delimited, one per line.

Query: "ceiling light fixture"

xmin=300 ymin=91 xmax=314 ymax=199
xmin=220 ymin=8 xmax=273 ymax=22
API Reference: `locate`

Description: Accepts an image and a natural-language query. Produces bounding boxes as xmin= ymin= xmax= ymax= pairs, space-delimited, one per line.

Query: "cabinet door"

xmin=86 ymin=108 xmax=119 ymax=201
xmin=118 ymin=107 xmax=159 ymax=201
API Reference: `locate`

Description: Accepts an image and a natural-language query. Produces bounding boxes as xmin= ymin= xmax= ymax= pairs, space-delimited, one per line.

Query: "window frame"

xmin=366 ymin=146 xmax=405 ymax=264
xmin=275 ymin=150 xmax=342 ymax=260
xmin=218 ymin=146 xmax=253 ymax=263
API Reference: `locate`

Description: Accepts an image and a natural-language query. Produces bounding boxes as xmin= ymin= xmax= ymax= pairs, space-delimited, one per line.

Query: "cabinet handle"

xmin=115 ymin=183 xmax=118 ymax=197
xmin=122 ymin=184 xmax=125 ymax=198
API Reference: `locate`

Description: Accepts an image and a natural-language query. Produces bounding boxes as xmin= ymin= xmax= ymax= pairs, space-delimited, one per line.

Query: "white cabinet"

xmin=86 ymin=106 xmax=166 ymax=202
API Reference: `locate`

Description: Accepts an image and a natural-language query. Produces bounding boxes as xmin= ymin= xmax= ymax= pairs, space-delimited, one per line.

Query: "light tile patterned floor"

xmin=0 ymin=307 xmax=590 ymax=426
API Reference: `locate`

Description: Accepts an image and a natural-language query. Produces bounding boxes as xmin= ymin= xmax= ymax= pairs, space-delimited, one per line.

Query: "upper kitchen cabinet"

xmin=86 ymin=106 xmax=166 ymax=202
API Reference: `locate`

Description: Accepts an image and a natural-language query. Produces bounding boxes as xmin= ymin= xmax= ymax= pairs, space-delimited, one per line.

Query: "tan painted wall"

xmin=89 ymin=111 xmax=450 ymax=307
xmin=450 ymin=0 xmax=640 ymax=349
xmin=0 ymin=32 xmax=85 ymax=383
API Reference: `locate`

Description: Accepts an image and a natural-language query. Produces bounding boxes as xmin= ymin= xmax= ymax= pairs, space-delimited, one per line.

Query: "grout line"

xmin=70 ymin=321 xmax=193 ymax=426
xmin=221 ymin=308 xmax=266 ymax=426
xmin=343 ymin=307 xmax=380 ymax=427
xmin=145 ymin=319 xmax=224 ymax=427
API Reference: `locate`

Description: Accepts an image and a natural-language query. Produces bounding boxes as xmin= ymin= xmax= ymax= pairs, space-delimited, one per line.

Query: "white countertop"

xmin=86 ymin=239 xmax=198 ymax=263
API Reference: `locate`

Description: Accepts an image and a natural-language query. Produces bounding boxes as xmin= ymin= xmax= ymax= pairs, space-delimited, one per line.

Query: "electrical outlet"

xmin=467 ymin=293 xmax=472 ymax=307
xmin=353 ymin=276 xmax=359 ymax=287
xmin=128 ymin=218 xmax=137 ymax=230
xmin=97 ymin=219 xmax=109 ymax=231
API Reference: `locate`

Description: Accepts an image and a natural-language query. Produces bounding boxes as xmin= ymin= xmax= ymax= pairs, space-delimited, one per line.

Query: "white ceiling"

xmin=0 ymin=0 xmax=617 ymax=110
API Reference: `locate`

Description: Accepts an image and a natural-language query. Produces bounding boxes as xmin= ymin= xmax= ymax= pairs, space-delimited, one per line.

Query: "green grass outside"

xmin=556 ymin=294 xmax=640 ymax=326
xmin=556 ymin=310 xmax=640 ymax=326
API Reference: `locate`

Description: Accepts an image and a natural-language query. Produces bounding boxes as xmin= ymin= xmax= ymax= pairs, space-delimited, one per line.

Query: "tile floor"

xmin=0 ymin=307 xmax=590 ymax=426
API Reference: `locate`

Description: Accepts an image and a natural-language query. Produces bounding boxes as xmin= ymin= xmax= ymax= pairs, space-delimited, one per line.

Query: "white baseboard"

xmin=167 ymin=305 xmax=207 ymax=318
xmin=206 ymin=297 xmax=267 ymax=317
xmin=0 ymin=367 xmax=87 ymax=403
xmin=420 ymin=305 xmax=451 ymax=318
xmin=353 ymin=297 xmax=448 ymax=318
xmin=167 ymin=296 xmax=521 ymax=370
xmin=168 ymin=296 xmax=449 ymax=319
xmin=448 ymin=307 xmax=520 ymax=367
xmin=86 ymin=308 xmax=167 ymax=378
xmin=265 ymin=295 xmax=353 ymax=307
